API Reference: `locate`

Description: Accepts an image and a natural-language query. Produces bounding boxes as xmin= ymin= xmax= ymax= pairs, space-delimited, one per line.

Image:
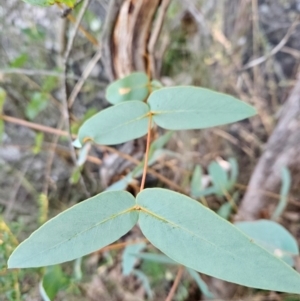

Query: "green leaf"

xmin=60 ymin=0 xmax=77 ymax=7
xmin=134 ymin=252 xmax=177 ymax=265
xmin=71 ymin=108 xmax=98 ymax=135
xmin=122 ymin=242 xmax=146 ymax=276
xmin=73 ymin=257 xmax=83 ymax=282
xmin=148 ymin=87 xmax=256 ymax=130
xmin=25 ymin=92 xmax=48 ymax=120
xmin=190 ymin=165 xmax=203 ymax=198
xmin=22 ymin=0 xmax=55 ymax=6
xmin=186 ymin=268 xmax=214 ymax=299
xmin=106 ymin=72 xmax=149 ymax=105
xmin=40 ymin=265 xmax=69 ymax=301
xmin=76 ymin=101 xmax=150 ymax=147
xmin=23 ymin=0 xmax=76 ymax=7
xmin=42 ymin=76 xmax=58 ymax=93
xmin=76 ymin=142 xmax=91 ymax=167
xmin=272 ymin=167 xmax=291 ymax=220
xmin=105 ymin=138 xmax=173 ymax=191
xmin=70 ymin=166 xmax=82 ymax=185
xmin=235 ymin=220 xmax=299 ymax=267
xmin=8 ymin=191 xmax=138 ymax=268
xmin=228 ymin=157 xmax=238 ymax=187
xmin=137 ymin=188 xmax=300 ymax=293
xmin=149 ymin=131 xmax=173 ymax=152
xmin=217 ymin=202 xmax=233 ymax=220
xmin=105 ymin=173 xmax=135 ymax=192
xmin=208 ymin=161 xmax=228 ymax=196
xmin=132 ymin=269 xmax=154 ymax=299
xmin=32 ymin=132 xmax=44 ymax=155
xmin=9 ymin=53 xmax=28 ymax=68
xmin=150 ymin=80 xmax=164 ymax=92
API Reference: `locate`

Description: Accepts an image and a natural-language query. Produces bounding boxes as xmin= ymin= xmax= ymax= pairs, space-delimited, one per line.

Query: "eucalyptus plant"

xmin=8 ymin=70 xmax=300 ymax=294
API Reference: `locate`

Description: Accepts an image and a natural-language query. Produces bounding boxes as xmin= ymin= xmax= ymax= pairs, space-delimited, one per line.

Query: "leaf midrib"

xmin=138 ymin=206 xmax=271 ymax=266
xmin=94 ymin=112 xmax=149 ymax=140
xmin=19 ymin=206 xmax=136 ymax=264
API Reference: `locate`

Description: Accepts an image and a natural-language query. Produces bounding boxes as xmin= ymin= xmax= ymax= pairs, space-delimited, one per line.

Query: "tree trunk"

xmin=102 ymin=0 xmax=169 ymax=80
xmin=237 ymin=70 xmax=300 ymax=220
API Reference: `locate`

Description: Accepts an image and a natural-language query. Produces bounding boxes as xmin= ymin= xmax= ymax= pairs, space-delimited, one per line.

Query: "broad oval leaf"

xmin=8 ymin=191 xmax=138 ymax=268
xmin=137 ymin=188 xmax=300 ymax=293
xmin=106 ymin=72 xmax=149 ymax=105
xmin=235 ymin=220 xmax=299 ymax=266
xmin=148 ymin=87 xmax=256 ymax=130
xmin=76 ymin=101 xmax=150 ymax=147
xmin=208 ymin=161 xmax=228 ymax=196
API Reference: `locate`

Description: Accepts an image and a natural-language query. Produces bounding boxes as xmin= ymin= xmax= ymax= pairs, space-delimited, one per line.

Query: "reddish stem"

xmin=140 ymin=115 xmax=152 ymax=191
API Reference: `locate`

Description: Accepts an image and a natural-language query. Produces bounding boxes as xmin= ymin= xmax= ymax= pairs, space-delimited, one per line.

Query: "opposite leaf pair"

xmin=8 ymin=188 xmax=300 ymax=294
xmin=73 ymin=86 xmax=256 ymax=147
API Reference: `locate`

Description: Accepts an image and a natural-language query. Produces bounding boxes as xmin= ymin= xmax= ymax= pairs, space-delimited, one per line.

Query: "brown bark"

xmin=237 ymin=71 xmax=300 ymax=220
xmin=102 ymin=0 xmax=169 ymax=80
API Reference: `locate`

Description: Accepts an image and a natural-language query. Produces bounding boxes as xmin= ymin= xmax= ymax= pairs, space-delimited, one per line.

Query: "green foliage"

xmin=132 ymin=269 xmax=154 ymax=299
xmin=71 ymin=108 xmax=97 ymax=135
xmin=191 ymin=158 xmax=239 ymax=198
xmin=137 ymin=189 xmax=300 ymax=293
xmin=134 ymin=252 xmax=214 ymax=298
xmin=40 ymin=265 xmax=69 ymax=301
xmin=106 ymin=131 xmax=173 ymax=191
xmin=148 ymin=87 xmax=256 ymax=130
xmin=9 ymin=53 xmax=28 ymax=68
xmin=22 ymin=0 xmax=76 ymax=7
xmin=75 ymin=87 xmax=255 ymax=148
xmin=235 ymin=219 xmax=299 ymax=266
xmin=208 ymin=161 xmax=228 ymax=195
xmin=7 ymin=70 xmax=300 ymax=295
xmin=272 ymin=167 xmax=291 ymax=220
xmin=23 ymin=0 xmax=55 ymax=6
xmin=122 ymin=242 xmax=146 ymax=276
xmin=74 ymin=101 xmax=150 ymax=147
xmin=25 ymin=92 xmax=48 ymax=120
xmin=9 ymin=187 xmax=300 ymax=293
xmin=187 ymin=268 xmax=214 ymax=299
xmin=8 ymin=191 xmax=138 ymax=268
xmin=190 ymin=165 xmax=203 ymax=198
xmin=217 ymin=202 xmax=233 ymax=219
xmin=106 ymin=72 xmax=149 ymax=105
xmin=32 ymin=132 xmax=44 ymax=155
xmin=0 ymin=220 xmax=20 ymax=301
xmin=41 ymin=75 xmax=59 ymax=93
xmin=140 ymin=255 xmax=166 ymax=285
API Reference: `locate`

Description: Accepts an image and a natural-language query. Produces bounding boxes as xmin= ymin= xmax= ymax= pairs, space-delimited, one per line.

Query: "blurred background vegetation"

xmin=1 ymin=0 xmax=300 ymax=300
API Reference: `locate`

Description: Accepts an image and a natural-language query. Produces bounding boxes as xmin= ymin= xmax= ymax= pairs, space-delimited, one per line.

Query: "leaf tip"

xmin=72 ymin=138 xmax=82 ymax=148
xmin=7 ymin=254 xmax=20 ymax=269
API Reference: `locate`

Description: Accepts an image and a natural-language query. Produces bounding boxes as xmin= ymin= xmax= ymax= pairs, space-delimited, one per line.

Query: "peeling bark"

xmin=102 ymin=0 xmax=168 ymax=80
